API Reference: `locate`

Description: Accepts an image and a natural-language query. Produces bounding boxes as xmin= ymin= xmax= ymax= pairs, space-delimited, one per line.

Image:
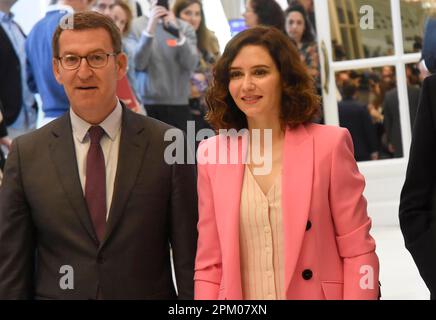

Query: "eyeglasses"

xmin=57 ymin=53 xmax=119 ymax=70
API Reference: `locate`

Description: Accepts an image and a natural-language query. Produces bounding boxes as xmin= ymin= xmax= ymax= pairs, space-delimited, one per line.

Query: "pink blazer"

xmin=194 ymin=123 xmax=380 ymax=300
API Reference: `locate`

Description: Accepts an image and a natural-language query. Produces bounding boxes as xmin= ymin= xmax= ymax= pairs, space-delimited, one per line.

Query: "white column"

xmin=203 ymin=0 xmax=232 ymax=53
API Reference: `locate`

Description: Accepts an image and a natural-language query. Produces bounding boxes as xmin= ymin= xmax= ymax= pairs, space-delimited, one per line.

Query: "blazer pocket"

xmin=321 ymin=281 xmax=344 ymax=300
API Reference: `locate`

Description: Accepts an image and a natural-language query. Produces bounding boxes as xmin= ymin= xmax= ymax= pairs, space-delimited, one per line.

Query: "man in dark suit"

xmin=0 ymin=11 xmax=198 ymax=300
xmin=0 ymin=0 xmax=36 ymax=136
xmin=338 ymin=81 xmax=379 ymax=161
xmin=399 ymin=74 xmax=436 ymax=299
xmin=400 ymin=18 xmax=436 ymax=299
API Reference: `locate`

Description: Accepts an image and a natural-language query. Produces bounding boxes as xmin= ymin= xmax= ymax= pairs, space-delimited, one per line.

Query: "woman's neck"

xmin=246 ymin=118 xmax=285 ymax=176
xmin=247 ymin=117 xmax=284 ymax=145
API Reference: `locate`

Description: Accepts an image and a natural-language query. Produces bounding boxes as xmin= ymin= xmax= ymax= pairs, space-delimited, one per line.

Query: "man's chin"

xmin=78 ymin=100 xmax=97 ymax=106
xmin=70 ymin=101 xmax=100 ymax=113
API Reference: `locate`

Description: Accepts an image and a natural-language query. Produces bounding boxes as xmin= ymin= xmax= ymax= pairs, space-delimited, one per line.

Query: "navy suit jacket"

xmin=0 ymin=24 xmax=23 ymax=126
xmin=338 ymin=98 xmax=378 ymax=161
xmin=400 ymin=74 xmax=436 ymax=299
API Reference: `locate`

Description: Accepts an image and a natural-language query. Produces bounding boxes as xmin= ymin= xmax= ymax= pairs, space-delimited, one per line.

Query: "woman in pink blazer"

xmin=194 ymin=26 xmax=380 ymax=300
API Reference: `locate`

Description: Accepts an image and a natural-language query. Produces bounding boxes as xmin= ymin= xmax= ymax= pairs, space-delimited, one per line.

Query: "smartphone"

xmin=156 ymin=0 xmax=179 ymax=38
xmin=163 ymin=23 xmax=180 ymax=38
xmin=157 ymin=0 xmax=169 ymax=9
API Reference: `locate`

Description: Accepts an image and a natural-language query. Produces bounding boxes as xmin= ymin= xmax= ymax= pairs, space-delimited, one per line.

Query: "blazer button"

xmin=302 ymin=269 xmax=313 ymax=280
xmin=306 ymin=220 xmax=312 ymax=231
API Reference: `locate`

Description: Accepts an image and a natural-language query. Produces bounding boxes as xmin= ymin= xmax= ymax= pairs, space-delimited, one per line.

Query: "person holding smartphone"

xmin=130 ymin=0 xmax=199 ymax=132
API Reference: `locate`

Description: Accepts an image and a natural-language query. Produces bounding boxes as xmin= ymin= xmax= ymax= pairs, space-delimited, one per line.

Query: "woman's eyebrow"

xmin=230 ymin=64 xmax=270 ymax=70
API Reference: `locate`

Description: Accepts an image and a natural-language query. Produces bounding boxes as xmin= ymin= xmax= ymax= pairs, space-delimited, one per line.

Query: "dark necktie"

xmin=85 ymin=126 xmax=107 ymax=243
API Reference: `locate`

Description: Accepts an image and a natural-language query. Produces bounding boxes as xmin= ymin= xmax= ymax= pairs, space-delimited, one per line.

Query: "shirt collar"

xmin=70 ymin=100 xmax=123 ymax=143
xmin=0 ymin=10 xmax=14 ymax=22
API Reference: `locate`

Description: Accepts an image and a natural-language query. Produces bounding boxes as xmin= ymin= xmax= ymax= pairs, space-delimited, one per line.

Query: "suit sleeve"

xmin=194 ymin=141 xmax=222 ymax=300
xmin=169 ymin=137 xmax=198 ymax=300
xmin=399 ymin=75 xmax=436 ymax=296
xmin=0 ymin=139 xmax=35 ymax=299
xmin=329 ymin=129 xmax=380 ymax=300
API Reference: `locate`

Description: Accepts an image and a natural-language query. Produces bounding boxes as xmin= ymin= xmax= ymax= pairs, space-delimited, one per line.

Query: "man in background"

xmin=383 ymin=65 xmax=421 ymax=158
xmin=338 ymin=80 xmax=379 ymax=162
xmin=25 ymin=0 xmax=93 ymax=128
xmin=0 ymin=0 xmax=37 ymax=137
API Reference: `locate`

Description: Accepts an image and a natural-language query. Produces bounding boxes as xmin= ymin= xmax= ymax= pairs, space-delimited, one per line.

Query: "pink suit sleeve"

xmin=329 ymin=129 xmax=380 ymax=300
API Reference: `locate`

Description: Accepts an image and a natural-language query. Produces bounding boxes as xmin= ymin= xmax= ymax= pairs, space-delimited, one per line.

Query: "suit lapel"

xmin=49 ymin=114 xmax=99 ymax=244
xmin=282 ymin=125 xmax=314 ymax=293
xmin=214 ymin=133 xmax=248 ymax=299
xmin=100 ymin=109 xmax=149 ymax=247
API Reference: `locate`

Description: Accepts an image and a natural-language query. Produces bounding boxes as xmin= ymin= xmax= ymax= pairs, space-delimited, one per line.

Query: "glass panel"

xmin=345 ymin=0 xmax=355 ymax=24
xmin=337 ymin=0 xmax=346 ymax=24
xmin=335 ymin=66 xmax=400 ymax=161
xmin=340 ymin=27 xmax=353 ymax=58
xmin=383 ymin=62 xmax=429 ymax=157
xmin=329 ymin=0 xmax=394 ymax=60
xmin=400 ymin=0 xmax=434 ymax=53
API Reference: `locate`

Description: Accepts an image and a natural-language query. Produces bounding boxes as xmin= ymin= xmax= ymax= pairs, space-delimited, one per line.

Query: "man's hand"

xmin=0 ymin=136 xmax=12 ymax=151
xmin=388 ymin=143 xmax=395 ymax=154
xmin=146 ymin=4 xmax=169 ymax=35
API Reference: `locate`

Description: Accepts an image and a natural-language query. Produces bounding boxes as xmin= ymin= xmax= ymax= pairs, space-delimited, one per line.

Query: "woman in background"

xmin=110 ymin=0 xmax=144 ymax=113
xmin=243 ymin=0 xmax=286 ymax=33
xmin=194 ymin=26 xmax=380 ymax=300
xmin=285 ymin=4 xmax=319 ymax=91
xmin=173 ymin=0 xmax=220 ymax=132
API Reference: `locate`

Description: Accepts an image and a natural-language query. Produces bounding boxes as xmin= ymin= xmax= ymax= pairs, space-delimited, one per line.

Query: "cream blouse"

xmin=239 ymin=166 xmax=285 ymax=300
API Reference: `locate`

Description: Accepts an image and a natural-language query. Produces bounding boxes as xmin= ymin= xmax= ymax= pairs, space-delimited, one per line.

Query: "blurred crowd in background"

xmin=0 ymin=0 xmax=432 ymax=176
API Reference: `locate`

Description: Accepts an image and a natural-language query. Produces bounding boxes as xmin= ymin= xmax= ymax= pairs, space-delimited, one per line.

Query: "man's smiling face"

xmin=53 ymin=27 xmax=126 ymax=123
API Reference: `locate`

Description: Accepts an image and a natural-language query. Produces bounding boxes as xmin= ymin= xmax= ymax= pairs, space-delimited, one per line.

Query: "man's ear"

xmin=52 ymin=58 xmax=63 ymax=84
xmin=116 ymin=52 xmax=128 ymax=80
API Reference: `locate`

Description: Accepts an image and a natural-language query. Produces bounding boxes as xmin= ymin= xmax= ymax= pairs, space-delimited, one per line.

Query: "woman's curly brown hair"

xmin=206 ymin=26 xmax=320 ymax=131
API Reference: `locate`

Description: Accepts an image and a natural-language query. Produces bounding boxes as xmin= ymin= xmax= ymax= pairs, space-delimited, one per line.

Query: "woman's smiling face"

xmin=228 ymin=45 xmax=282 ymax=123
